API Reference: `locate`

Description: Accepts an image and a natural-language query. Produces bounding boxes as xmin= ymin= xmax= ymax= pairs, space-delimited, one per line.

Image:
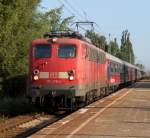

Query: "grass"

xmin=0 ymin=115 xmax=7 ymax=124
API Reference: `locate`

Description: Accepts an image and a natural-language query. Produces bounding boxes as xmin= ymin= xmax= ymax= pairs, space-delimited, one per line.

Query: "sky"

xmin=40 ymin=0 xmax=150 ymax=69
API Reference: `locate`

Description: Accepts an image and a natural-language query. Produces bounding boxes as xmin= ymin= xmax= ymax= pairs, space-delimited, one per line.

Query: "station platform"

xmin=30 ymin=81 xmax=150 ymax=138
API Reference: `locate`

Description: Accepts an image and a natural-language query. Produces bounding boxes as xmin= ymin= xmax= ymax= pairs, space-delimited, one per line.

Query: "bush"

xmin=2 ymin=75 xmax=27 ymax=97
xmin=0 ymin=96 xmax=38 ymax=117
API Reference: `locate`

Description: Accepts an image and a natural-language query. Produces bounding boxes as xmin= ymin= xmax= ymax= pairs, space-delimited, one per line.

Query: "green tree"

xmin=40 ymin=7 xmax=74 ymax=32
xmin=135 ymin=63 xmax=145 ymax=70
xmin=0 ymin=0 xmax=41 ymax=78
xmin=0 ymin=0 xmax=42 ymax=96
xmin=120 ymin=30 xmax=135 ymax=64
xmin=109 ymin=38 xmax=120 ymax=57
xmin=85 ymin=30 xmax=107 ymax=50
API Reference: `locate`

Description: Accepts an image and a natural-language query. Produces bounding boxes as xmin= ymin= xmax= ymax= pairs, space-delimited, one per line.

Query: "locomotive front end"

xmin=27 ymin=36 xmax=79 ymax=109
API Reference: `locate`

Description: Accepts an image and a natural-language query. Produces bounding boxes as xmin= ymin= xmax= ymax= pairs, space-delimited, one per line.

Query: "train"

xmin=27 ymin=31 xmax=145 ymax=110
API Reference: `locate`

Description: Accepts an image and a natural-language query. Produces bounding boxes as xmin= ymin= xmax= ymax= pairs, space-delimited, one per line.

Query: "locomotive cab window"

xmin=34 ymin=44 xmax=51 ymax=58
xmin=58 ymin=45 xmax=76 ymax=58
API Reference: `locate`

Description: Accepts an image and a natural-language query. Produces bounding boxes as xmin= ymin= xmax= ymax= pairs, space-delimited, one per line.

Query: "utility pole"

xmin=109 ymin=33 xmax=111 ymax=54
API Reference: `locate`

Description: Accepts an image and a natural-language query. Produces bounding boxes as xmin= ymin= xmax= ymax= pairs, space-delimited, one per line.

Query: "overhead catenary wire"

xmin=57 ymin=0 xmax=87 ymax=32
xmin=64 ymin=0 xmax=104 ymax=35
xmin=67 ymin=1 xmax=101 ymax=31
xmin=57 ymin=0 xmax=106 ymax=37
xmin=77 ymin=24 xmax=90 ymax=32
xmin=57 ymin=0 xmax=80 ymax=21
xmin=57 ymin=0 xmax=86 ymax=21
xmin=57 ymin=0 xmax=92 ymax=27
xmin=63 ymin=0 xmax=86 ymax=21
xmin=71 ymin=0 xmax=89 ymax=21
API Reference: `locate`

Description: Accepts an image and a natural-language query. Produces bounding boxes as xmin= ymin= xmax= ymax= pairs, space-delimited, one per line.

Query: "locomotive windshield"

xmin=58 ymin=45 xmax=76 ymax=58
xmin=34 ymin=44 xmax=51 ymax=58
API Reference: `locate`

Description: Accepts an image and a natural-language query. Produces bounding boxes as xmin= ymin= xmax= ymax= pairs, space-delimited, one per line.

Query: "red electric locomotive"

xmin=27 ymin=31 xmax=143 ymax=110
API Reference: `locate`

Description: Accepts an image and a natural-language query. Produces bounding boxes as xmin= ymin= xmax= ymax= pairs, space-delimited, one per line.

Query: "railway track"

xmin=0 ymin=111 xmax=68 ymax=138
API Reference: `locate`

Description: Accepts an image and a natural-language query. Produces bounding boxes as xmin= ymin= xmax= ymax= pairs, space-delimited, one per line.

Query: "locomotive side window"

xmin=58 ymin=45 xmax=76 ymax=58
xmin=110 ymin=62 xmax=114 ymax=73
xmin=99 ymin=52 xmax=105 ymax=64
xmin=34 ymin=44 xmax=51 ymax=58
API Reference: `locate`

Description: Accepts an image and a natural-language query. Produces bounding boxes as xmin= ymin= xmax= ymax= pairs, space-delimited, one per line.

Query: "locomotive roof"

xmin=106 ymin=53 xmax=123 ymax=64
xmin=39 ymin=31 xmax=142 ymax=71
xmin=43 ymin=31 xmax=92 ymax=43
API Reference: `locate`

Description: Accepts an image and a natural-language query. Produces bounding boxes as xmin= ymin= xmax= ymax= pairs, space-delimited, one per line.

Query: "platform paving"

xmin=29 ymin=81 xmax=150 ymax=138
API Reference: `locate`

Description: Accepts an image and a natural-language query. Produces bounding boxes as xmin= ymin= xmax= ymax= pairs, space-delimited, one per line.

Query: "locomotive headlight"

xmin=68 ymin=69 xmax=75 ymax=81
xmin=33 ymin=69 xmax=39 ymax=75
xmin=69 ymin=76 xmax=74 ymax=81
xmin=52 ymin=37 xmax=57 ymax=43
xmin=68 ymin=69 xmax=74 ymax=75
xmin=33 ymin=75 xmax=39 ymax=80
